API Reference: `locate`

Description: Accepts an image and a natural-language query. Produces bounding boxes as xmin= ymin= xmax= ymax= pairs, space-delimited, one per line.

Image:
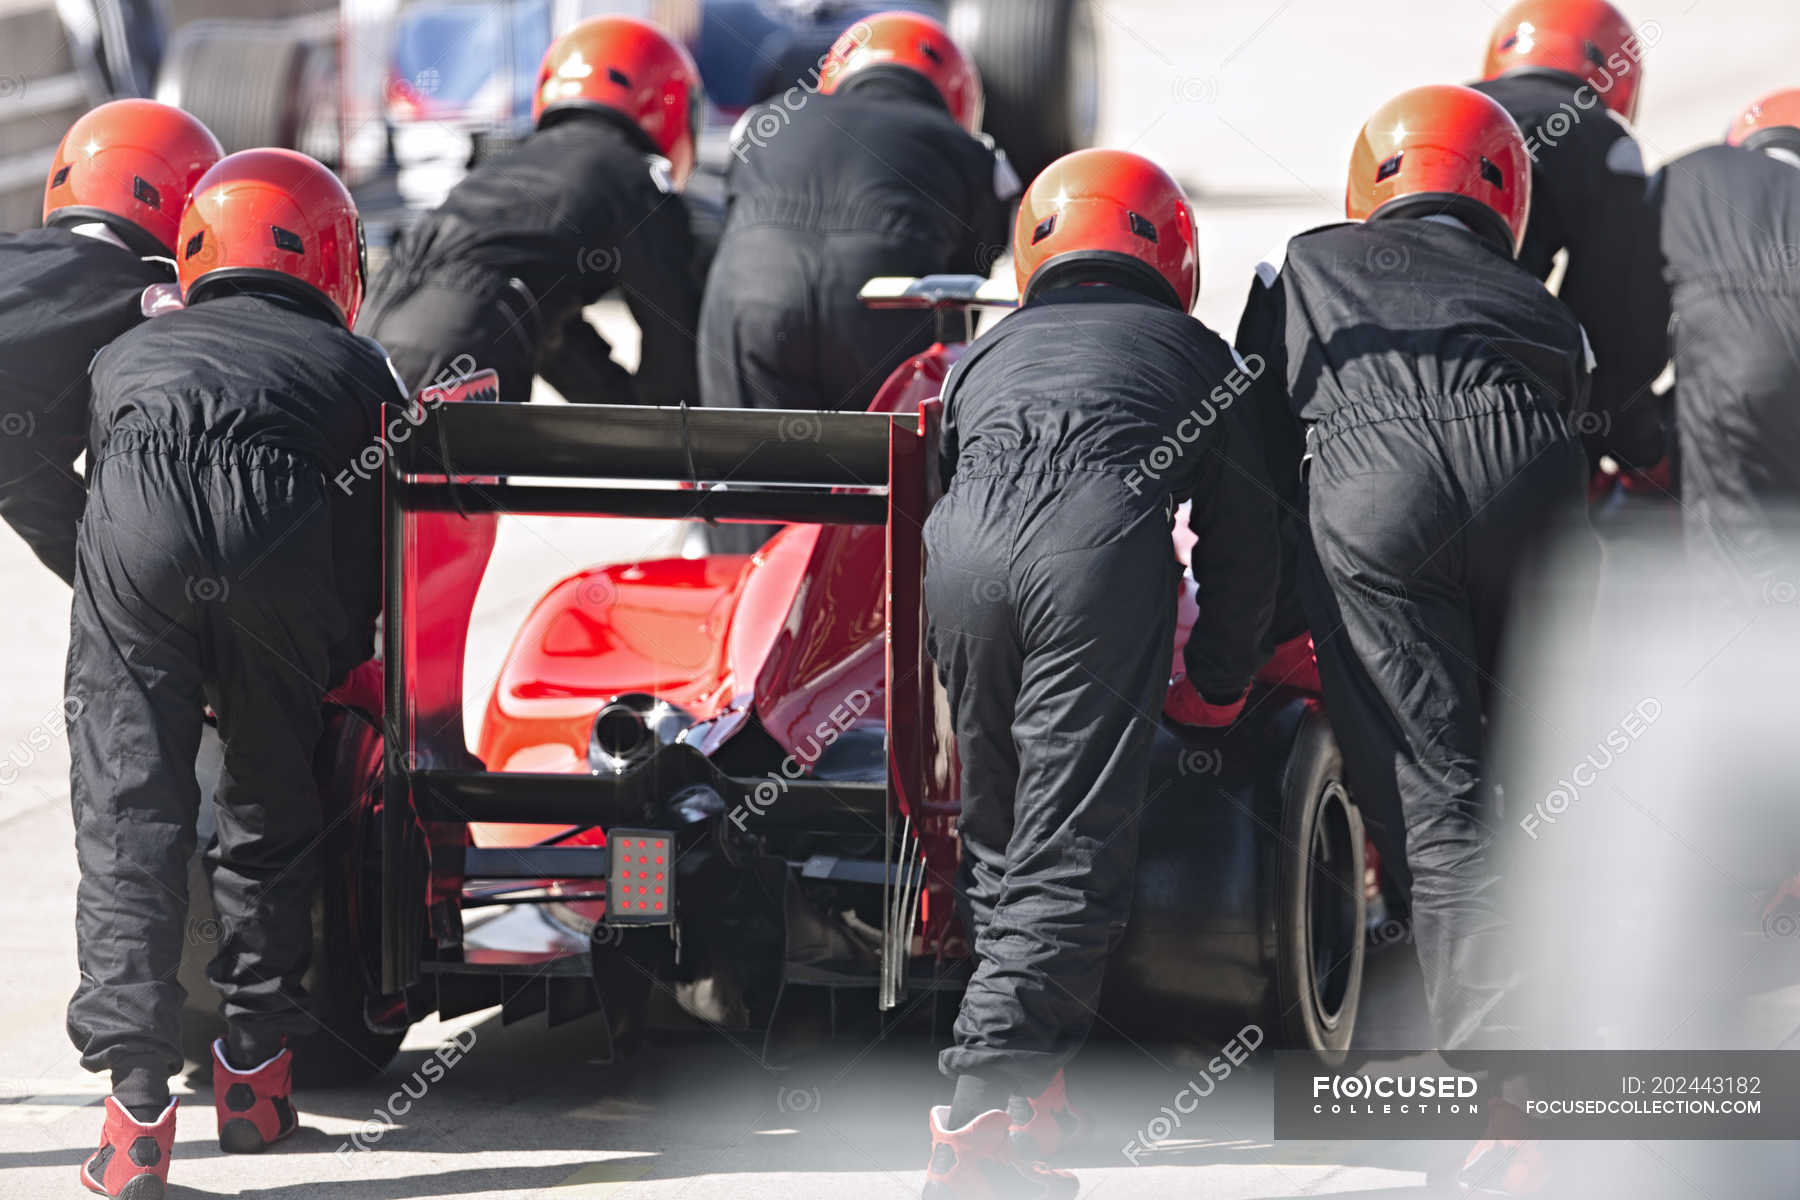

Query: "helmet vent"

xmin=608 ymin=67 xmax=631 ymax=88
xmin=51 ymin=165 xmax=70 ymax=188
xmin=1031 ymin=215 xmax=1056 ymax=244
xmin=133 ymin=176 xmax=160 ymax=210
xmin=1127 ymin=211 xmax=1158 ymax=242
xmin=184 ymin=231 xmax=204 ymax=259
xmin=271 ymin=226 xmax=305 ymax=255
xmin=918 ymin=40 xmax=943 ymax=64
xmin=1584 ymin=40 xmax=1606 ymax=67
xmin=1478 ymin=156 xmax=1505 ymax=189
xmin=1376 ymin=152 xmax=1404 ymax=182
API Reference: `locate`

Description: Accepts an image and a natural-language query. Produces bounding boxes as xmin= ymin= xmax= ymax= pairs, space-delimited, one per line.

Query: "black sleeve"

xmin=936 ymin=361 xmax=965 ymax=492
xmin=614 ymin=189 xmax=703 ymax=408
xmin=1555 ymin=129 xmax=1671 ymax=466
xmin=1233 ymin=271 xmax=1301 ymax=500
xmin=1182 ymin=355 xmax=1281 ymax=701
xmin=328 ymin=360 xmax=399 ymax=682
xmin=0 ymin=460 xmax=84 ymax=584
xmin=1233 ymin=269 xmax=1312 ymax=650
xmin=537 ymin=307 xmax=639 ymax=405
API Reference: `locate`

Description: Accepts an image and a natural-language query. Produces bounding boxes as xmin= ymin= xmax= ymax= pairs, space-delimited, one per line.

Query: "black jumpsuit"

xmin=1473 ymin=73 xmax=1671 ymax=468
xmin=927 ymin=284 xmax=1278 ymax=1090
xmin=1653 ymin=143 xmax=1800 ymax=600
xmin=699 ymin=70 xmax=1015 ymax=415
xmin=1238 ymin=218 xmax=1594 ymax=1055
xmin=0 ymin=227 xmax=170 ymax=583
xmin=67 ymin=290 xmax=394 ymax=1087
xmin=359 ymin=113 xmax=701 ymax=407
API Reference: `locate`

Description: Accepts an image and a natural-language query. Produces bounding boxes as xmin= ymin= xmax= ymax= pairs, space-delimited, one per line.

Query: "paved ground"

xmin=3 ymin=2 xmax=1799 ymax=1197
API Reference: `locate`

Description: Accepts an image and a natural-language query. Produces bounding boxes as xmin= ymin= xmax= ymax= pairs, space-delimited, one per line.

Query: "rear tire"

xmin=1271 ymin=707 xmax=1366 ymax=1062
xmin=949 ymin=0 xmax=1101 ymax=183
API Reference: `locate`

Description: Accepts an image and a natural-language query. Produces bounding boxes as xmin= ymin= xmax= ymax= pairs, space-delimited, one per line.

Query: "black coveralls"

xmin=0 ymin=227 xmax=170 ymax=583
xmin=1473 ymin=73 xmax=1671 ymax=467
xmin=67 ymin=291 xmax=393 ymax=1087
xmin=927 ymin=285 xmax=1279 ymax=1090
xmin=1652 ymin=144 xmax=1800 ymax=598
xmin=699 ymin=71 xmax=1014 ymax=415
xmin=359 ymin=113 xmax=701 ymax=407
xmin=1238 ymin=219 xmax=1593 ymax=1054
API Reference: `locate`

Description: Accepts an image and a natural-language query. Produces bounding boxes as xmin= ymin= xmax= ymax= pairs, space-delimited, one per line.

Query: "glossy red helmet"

xmin=1482 ymin=0 xmax=1645 ymax=122
xmin=532 ymin=15 xmax=702 ymax=188
xmin=1013 ymin=149 xmax=1199 ymax=312
xmin=1726 ymin=89 xmax=1800 ymax=155
xmin=1347 ymin=85 xmax=1533 ymax=257
xmin=177 ymin=149 xmax=365 ymax=327
xmin=820 ymin=11 xmax=982 ymax=134
xmin=43 ymin=99 xmax=222 ymax=256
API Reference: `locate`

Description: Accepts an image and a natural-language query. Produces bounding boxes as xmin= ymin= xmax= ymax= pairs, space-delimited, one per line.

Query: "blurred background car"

xmin=0 ymin=0 xmax=1099 ymax=265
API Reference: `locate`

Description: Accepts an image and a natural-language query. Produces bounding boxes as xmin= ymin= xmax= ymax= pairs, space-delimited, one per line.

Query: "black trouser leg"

xmin=200 ymin=455 xmax=340 ymax=1054
xmin=67 ymin=438 xmax=343 ymax=1086
xmin=1301 ymin=410 xmax=1586 ymax=1054
xmin=65 ymin=449 xmax=208 ymax=1091
xmin=930 ymin=486 xmax=1177 ymax=1092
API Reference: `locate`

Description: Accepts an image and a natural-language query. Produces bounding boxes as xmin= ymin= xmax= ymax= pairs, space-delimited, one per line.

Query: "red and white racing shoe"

xmin=1008 ymin=1070 xmax=1085 ymax=1159
xmin=80 ymin=1097 xmax=176 ymax=1199
xmin=211 ymin=1040 xmax=298 ymax=1154
xmin=923 ymin=1106 xmax=1077 ymax=1199
xmin=1457 ymin=1100 xmax=1549 ymax=1195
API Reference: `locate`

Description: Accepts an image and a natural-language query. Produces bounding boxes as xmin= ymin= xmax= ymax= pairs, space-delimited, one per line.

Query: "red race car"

xmin=179 ymin=278 xmax=1367 ymax=1083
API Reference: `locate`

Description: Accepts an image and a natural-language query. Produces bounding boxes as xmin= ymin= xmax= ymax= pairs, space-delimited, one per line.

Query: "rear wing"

xmin=858 ymin=273 xmax=1018 ymax=342
xmin=379 ymin=396 xmax=943 ymax=992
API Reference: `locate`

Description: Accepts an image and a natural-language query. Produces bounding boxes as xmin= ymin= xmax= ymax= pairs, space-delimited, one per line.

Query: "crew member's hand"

xmin=1260 ymin=632 xmax=1321 ymax=692
xmin=1619 ymin=455 xmax=1675 ymax=497
xmin=1164 ymin=673 xmax=1247 ymax=728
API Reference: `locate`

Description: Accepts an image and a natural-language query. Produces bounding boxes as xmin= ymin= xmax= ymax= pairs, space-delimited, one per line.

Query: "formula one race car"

xmin=179 ymin=278 xmax=1365 ymax=1084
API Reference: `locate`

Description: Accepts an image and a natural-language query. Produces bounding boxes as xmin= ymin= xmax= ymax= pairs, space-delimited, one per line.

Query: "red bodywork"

xmin=467 ymin=338 xmax=1267 ymax=958
xmin=471 ymin=345 xmax=963 ymax=949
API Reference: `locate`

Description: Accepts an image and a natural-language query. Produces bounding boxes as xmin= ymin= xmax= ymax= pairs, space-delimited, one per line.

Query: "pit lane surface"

xmin=3 ymin=2 xmax=1797 ymax=1195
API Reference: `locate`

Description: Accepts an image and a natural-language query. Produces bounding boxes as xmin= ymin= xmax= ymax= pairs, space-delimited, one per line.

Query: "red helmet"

xmin=532 ymin=16 xmax=702 ymax=188
xmin=1347 ymin=85 xmax=1533 ymax=257
xmin=1013 ymin=149 xmax=1199 ymax=312
xmin=820 ymin=11 xmax=982 ymax=135
xmin=43 ymin=99 xmax=222 ymax=256
xmin=1726 ymin=89 xmax=1800 ymax=154
xmin=1482 ymin=0 xmax=1644 ymax=122
xmin=177 ymin=149 xmax=365 ymax=327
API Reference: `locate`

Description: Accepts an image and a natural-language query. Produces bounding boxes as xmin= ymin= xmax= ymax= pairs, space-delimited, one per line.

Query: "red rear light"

xmin=606 ymin=829 xmax=674 ymax=925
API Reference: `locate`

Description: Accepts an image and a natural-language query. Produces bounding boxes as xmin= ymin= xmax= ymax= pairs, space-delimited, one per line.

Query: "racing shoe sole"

xmin=79 ymin=1169 xmax=164 ymax=1200
xmin=219 ymin=1117 xmax=273 ymax=1155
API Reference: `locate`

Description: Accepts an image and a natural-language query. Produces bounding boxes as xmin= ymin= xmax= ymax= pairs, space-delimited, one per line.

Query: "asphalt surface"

xmin=3 ymin=2 xmax=1799 ymax=1197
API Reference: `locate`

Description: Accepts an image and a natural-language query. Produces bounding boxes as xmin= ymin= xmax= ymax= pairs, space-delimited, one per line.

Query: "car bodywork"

xmin=361 ymin=278 xmax=1366 ymax=1062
